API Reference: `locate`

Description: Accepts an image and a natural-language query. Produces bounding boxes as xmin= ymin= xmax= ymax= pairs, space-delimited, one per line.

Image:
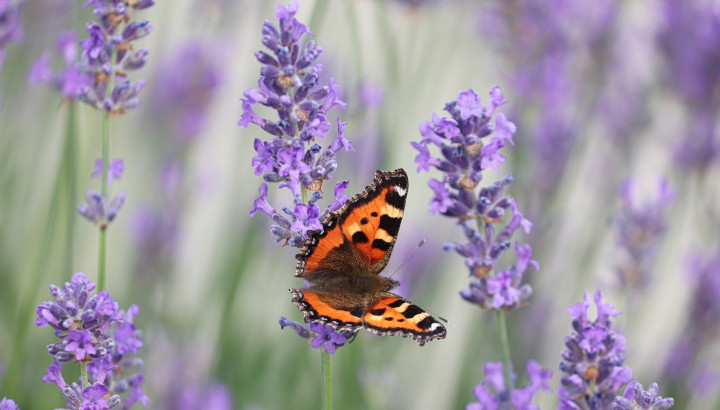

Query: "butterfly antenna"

xmin=387 ymin=239 xmax=426 ymax=280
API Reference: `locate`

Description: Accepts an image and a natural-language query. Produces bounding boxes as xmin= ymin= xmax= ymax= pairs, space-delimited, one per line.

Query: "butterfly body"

xmin=290 ymin=169 xmax=446 ymax=345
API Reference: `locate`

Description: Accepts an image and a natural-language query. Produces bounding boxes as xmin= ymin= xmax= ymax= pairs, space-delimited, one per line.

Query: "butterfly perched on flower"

xmin=290 ymin=169 xmax=446 ymax=345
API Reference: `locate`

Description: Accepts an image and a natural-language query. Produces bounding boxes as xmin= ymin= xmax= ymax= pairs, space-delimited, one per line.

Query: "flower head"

xmin=466 ymin=360 xmax=552 ymax=410
xmin=558 ymin=291 xmax=632 ymax=409
xmin=415 ymin=88 xmax=535 ymax=311
xmin=77 ymin=159 xmax=127 ymax=228
xmin=279 ymin=317 xmax=353 ymax=354
xmin=37 ymin=273 xmax=145 ymax=409
xmin=241 ymin=1 xmax=352 ymax=247
xmin=69 ymin=0 xmax=155 ymax=112
xmin=0 ymin=0 xmax=23 ymax=69
xmin=613 ymin=381 xmax=674 ymax=410
xmin=615 ymin=178 xmax=673 ymax=291
xmin=0 ymin=398 xmax=20 ymax=410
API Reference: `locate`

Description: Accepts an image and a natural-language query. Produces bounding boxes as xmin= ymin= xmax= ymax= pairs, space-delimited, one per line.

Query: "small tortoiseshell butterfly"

xmin=290 ymin=168 xmax=447 ymax=346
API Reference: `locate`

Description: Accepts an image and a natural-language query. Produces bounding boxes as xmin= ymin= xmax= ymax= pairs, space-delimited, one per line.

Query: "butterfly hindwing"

xmin=296 ymin=169 xmax=408 ymax=279
xmin=290 ymin=288 xmax=362 ymax=331
xmin=363 ymin=294 xmax=447 ymax=346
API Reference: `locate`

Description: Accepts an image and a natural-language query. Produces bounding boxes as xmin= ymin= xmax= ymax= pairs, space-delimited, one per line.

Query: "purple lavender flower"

xmin=466 ymin=360 xmax=552 ymax=410
xmin=150 ymin=41 xmax=223 ymax=142
xmin=414 ymin=88 xmax=536 ymax=311
xmin=615 ymin=179 xmax=673 ymax=291
xmin=0 ymin=0 xmax=23 ymax=69
xmin=0 ymin=398 xmax=19 ymax=410
xmin=37 ymin=273 xmax=147 ymax=409
xmin=68 ymin=0 xmax=155 ymax=112
xmin=29 ymin=31 xmax=93 ymax=99
xmin=657 ymin=1 xmax=720 ymax=171
xmin=240 ymin=1 xmax=353 ymax=247
xmin=279 ymin=317 xmax=353 ymax=354
xmin=77 ymin=159 xmax=127 ymax=228
xmin=558 ymin=291 xmax=633 ymax=409
xmin=613 ymin=381 xmax=674 ymax=410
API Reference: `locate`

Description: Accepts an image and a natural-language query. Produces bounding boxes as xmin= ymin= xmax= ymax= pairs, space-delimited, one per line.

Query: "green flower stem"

xmin=97 ymin=111 xmax=110 ymax=291
xmin=64 ymin=103 xmax=77 ymax=274
xmin=80 ymin=363 xmax=88 ymax=389
xmin=495 ymin=310 xmax=514 ymax=391
xmin=322 ymin=348 xmax=332 ymax=410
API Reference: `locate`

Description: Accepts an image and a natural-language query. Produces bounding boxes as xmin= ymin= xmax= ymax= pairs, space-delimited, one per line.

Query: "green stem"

xmin=321 ymin=348 xmax=332 ymax=410
xmin=80 ymin=363 xmax=88 ymax=388
xmin=495 ymin=310 xmax=514 ymax=391
xmin=64 ymin=103 xmax=77 ymax=274
xmin=97 ymin=111 xmax=110 ymax=291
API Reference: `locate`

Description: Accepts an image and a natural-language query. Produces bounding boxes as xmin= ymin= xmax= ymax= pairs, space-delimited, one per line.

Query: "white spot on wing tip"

xmin=429 ymin=323 xmax=443 ymax=331
xmin=394 ymin=186 xmax=407 ymax=197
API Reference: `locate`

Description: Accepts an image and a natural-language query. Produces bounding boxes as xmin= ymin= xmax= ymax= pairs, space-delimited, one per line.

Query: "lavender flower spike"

xmin=558 ymin=291 xmax=633 ymax=409
xmin=240 ymin=1 xmax=352 ymax=247
xmin=615 ymin=178 xmax=673 ymax=290
xmin=414 ymin=87 xmax=536 ymax=311
xmin=37 ymin=273 xmax=147 ymax=408
xmin=279 ymin=317 xmax=353 ymax=354
xmin=466 ymin=360 xmax=552 ymax=409
xmin=613 ymin=381 xmax=674 ymax=410
xmin=0 ymin=398 xmax=20 ymax=410
xmin=74 ymin=0 xmax=155 ymax=112
xmin=0 ymin=0 xmax=23 ymax=69
xmin=77 ymin=159 xmax=127 ymax=228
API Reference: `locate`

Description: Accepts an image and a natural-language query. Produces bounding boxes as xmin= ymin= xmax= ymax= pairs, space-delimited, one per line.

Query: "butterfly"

xmin=290 ymin=168 xmax=446 ymax=346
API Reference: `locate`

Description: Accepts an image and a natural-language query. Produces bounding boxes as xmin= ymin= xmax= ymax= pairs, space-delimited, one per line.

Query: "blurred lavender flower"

xmin=0 ymin=0 xmax=23 ymax=69
xmin=279 ymin=317 xmax=353 ymax=354
xmin=663 ymin=249 xmax=720 ymax=396
xmin=613 ymin=381 xmax=674 ymax=410
xmin=240 ymin=0 xmax=352 ymax=247
xmin=414 ymin=88 xmax=537 ymax=311
xmin=151 ymin=41 xmax=223 ymax=142
xmin=71 ymin=0 xmax=155 ymax=112
xmin=0 ymin=398 xmax=19 ymax=410
xmin=558 ymin=291 xmax=632 ymax=409
xmin=475 ymin=1 xmax=623 ymax=213
xmin=466 ymin=360 xmax=551 ymax=410
xmin=614 ymin=179 xmax=673 ymax=291
xmin=657 ymin=0 xmax=720 ymax=171
xmin=28 ymin=31 xmax=93 ymax=99
xmin=77 ymin=159 xmax=127 ymax=228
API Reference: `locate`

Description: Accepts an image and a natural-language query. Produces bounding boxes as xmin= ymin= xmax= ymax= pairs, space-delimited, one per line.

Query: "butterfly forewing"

xmin=296 ymin=169 xmax=409 ymax=279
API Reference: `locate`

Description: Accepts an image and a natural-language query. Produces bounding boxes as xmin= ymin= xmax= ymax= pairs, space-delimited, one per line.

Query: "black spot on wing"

xmin=378 ymin=215 xmax=402 ymax=237
xmin=371 ymin=212 xmax=378 ymax=217
xmin=350 ymin=306 xmax=364 ymax=318
xmin=402 ymin=304 xmax=425 ymax=318
xmin=387 ymin=299 xmax=404 ymax=308
xmin=369 ymin=308 xmax=386 ymax=316
xmin=385 ymin=189 xmax=406 ymax=210
xmin=372 ymin=239 xmax=391 ymax=251
xmin=384 ymin=317 xmax=393 ymax=321
xmin=352 ymin=231 xmax=369 ymax=244
xmin=361 ymin=217 xmax=369 ymax=225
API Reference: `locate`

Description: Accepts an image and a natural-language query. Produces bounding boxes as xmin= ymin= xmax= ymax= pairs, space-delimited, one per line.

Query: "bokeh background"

xmin=1 ymin=0 xmax=720 ymax=408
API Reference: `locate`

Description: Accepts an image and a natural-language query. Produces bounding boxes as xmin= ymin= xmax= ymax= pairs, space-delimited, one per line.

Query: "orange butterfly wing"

xmin=363 ymin=294 xmax=447 ymax=346
xmin=296 ymin=169 xmax=408 ymax=280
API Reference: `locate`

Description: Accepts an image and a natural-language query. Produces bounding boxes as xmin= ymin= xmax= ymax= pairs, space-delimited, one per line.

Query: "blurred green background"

xmin=1 ymin=0 xmax=719 ymax=408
